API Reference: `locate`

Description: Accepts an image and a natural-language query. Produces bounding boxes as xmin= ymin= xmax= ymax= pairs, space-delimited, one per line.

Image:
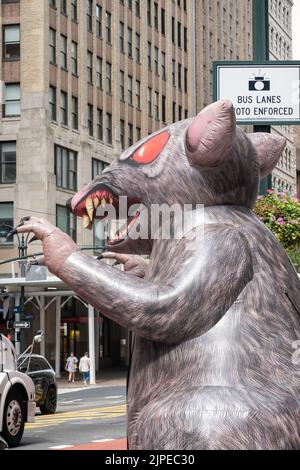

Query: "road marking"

xmin=59 ymin=399 xmax=83 ymax=405
xmin=49 ymin=445 xmax=74 ymax=449
xmin=104 ymin=395 xmax=124 ymax=399
xmin=91 ymin=439 xmax=113 ymax=443
xmin=61 ymin=438 xmax=127 ymax=451
xmin=25 ymin=405 xmax=127 ymax=430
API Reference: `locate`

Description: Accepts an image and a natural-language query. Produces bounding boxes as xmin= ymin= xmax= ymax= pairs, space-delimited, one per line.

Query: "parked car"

xmin=17 ymin=354 xmax=57 ymax=415
xmin=0 ymin=334 xmax=36 ymax=447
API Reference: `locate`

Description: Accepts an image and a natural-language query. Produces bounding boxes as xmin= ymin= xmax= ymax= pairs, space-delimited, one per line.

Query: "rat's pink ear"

xmin=248 ymin=133 xmax=286 ymax=178
xmin=186 ymin=100 xmax=236 ymax=168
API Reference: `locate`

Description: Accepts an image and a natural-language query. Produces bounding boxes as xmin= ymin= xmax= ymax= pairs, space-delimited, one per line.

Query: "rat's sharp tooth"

xmin=83 ymin=215 xmax=92 ymax=230
xmin=94 ymin=196 xmax=100 ymax=209
xmin=101 ymin=198 xmax=106 ymax=207
xmin=86 ymin=196 xmax=94 ymax=221
xmin=109 ymin=196 xmax=113 ymax=205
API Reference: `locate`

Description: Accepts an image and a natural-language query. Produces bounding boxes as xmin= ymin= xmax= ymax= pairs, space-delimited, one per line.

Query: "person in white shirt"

xmin=79 ymin=352 xmax=91 ymax=385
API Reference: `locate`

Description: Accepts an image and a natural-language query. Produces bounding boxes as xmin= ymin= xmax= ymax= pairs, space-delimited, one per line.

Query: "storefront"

xmin=0 ymin=273 xmax=130 ymax=381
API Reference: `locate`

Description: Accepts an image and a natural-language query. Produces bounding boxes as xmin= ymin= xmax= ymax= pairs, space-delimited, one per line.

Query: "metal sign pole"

xmin=253 ymin=0 xmax=271 ymax=195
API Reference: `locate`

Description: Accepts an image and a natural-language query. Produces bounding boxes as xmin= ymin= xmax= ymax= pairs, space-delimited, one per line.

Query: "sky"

xmin=293 ymin=0 xmax=300 ymax=59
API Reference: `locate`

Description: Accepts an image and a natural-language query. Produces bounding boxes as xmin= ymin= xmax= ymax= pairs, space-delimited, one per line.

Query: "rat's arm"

xmin=17 ymin=218 xmax=253 ymax=344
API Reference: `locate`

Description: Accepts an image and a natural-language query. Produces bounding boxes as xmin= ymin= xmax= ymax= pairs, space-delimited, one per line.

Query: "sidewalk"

xmin=57 ymin=368 xmax=128 ymax=391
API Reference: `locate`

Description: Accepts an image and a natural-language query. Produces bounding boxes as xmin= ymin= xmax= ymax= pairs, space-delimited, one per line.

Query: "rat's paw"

xmin=16 ymin=216 xmax=79 ymax=276
xmin=102 ymin=252 xmax=149 ymax=278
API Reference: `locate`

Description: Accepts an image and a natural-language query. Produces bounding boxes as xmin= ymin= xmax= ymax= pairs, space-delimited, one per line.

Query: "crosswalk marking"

xmin=50 ymin=445 xmax=74 ymax=449
xmin=91 ymin=439 xmax=113 ymax=443
xmin=25 ymin=404 xmax=127 ymax=430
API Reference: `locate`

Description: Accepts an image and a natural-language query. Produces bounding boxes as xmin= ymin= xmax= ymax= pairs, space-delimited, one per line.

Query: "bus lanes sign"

xmin=213 ymin=61 xmax=300 ymax=125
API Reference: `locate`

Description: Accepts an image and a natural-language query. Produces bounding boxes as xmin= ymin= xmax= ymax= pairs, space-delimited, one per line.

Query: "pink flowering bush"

xmin=253 ymin=191 xmax=300 ymax=271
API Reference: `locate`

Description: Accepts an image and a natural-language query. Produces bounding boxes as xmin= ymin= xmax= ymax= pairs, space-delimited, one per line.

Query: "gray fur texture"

xmin=17 ymin=101 xmax=300 ymax=450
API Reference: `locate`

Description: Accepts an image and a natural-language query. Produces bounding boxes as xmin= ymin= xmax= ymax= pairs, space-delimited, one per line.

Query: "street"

xmin=12 ymin=385 xmax=127 ymax=451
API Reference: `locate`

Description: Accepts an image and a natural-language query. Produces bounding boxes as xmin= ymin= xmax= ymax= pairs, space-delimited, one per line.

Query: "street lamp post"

xmin=0 ymin=224 xmax=31 ymax=354
xmin=253 ymin=0 xmax=272 ymax=195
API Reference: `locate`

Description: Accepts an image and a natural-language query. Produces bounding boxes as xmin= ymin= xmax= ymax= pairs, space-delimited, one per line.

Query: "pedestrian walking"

xmin=65 ymin=352 xmax=78 ymax=383
xmin=79 ymin=352 xmax=91 ymax=385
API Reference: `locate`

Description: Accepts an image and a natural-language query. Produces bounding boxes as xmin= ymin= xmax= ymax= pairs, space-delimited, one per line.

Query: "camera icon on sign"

xmin=249 ymin=76 xmax=271 ymax=91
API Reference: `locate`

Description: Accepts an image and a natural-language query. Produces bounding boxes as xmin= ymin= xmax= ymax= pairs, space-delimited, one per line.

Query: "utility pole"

xmin=253 ymin=0 xmax=272 ymax=195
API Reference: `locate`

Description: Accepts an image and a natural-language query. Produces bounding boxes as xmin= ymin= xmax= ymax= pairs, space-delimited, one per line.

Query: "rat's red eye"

xmin=131 ymin=131 xmax=170 ymax=165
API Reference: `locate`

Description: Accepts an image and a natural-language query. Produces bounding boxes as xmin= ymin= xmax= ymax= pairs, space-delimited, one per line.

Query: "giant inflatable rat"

xmin=17 ymin=101 xmax=300 ymax=449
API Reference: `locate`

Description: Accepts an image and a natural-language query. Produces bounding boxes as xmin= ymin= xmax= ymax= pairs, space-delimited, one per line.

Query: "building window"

xmin=49 ymin=28 xmax=56 ymax=63
xmin=120 ymin=22 xmax=125 ymax=53
xmin=128 ymin=27 xmax=132 ymax=58
xmin=120 ymin=70 xmax=125 ymax=101
xmin=49 ymin=0 xmax=56 ymax=8
xmin=71 ymin=41 xmax=78 ymax=75
xmin=128 ymin=75 xmax=133 ymax=105
xmin=154 ymin=47 xmax=159 ymax=76
xmin=87 ymin=0 xmax=93 ymax=32
xmin=55 ymin=145 xmax=77 ymax=191
xmin=161 ymin=52 xmax=166 ymax=80
xmin=161 ymin=8 xmax=165 ymax=35
xmin=61 ymin=0 xmax=67 ymax=14
xmin=0 ymin=203 xmax=14 ymax=245
xmin=87 ymin=51 xmax=93 ymax=84
xmin=184 ymin=27 xmax=188 ymax=51
xmin=120 ymin=119 xmax=125 ymax=150
xmin=88 ymin=104 xmax=94 ymax=137
xmin=4 ymin=83 xmax=20 ymax=117
xmin=60 ymin=34 xmax=67 ymax=70
xmin=136 ymin=0 xmax=141 ymax=17
xmin=128 ymin=123 xmax=133 ymax=147
xmin=106 ymin=62 xmax=112 ymax=94
xmin=71 ymin=0 xmax=78 ymax=21
xmin=3 ymin=25 xmax=20 ymax=60
xmin=148 ymin=87 xmax=152 ymax=117
xmin=147 ymin=0 xmax=152 ymax=26
xmin=0 ymin=142 xmax=16 ymax=184
xmin=172 ymin=60 xmax=176 ymax=86
xmin=172 ymin=17 xmax=175 ymax=43
xmin=177 ymin=22 xmax=181 ymax=48
xmin=178 ymin=105 xmax=182 ymax=120
xmin=49 ymin=86 xmax=57 ymax=121
xmin=97 ymin=108 xmax=103 ymax=141
xmin=178 ymin=63 xmax=182 ymax=89
xmin=106 ymin=11 xmax=111 ymax=44
xmin=136 ymin=127 xmax=141 ymax=141
xmin=92 ymin=158 xmax=108 ymax=179
xmin=106 ymin=113 xmax=112 ymax=144
xmin=96 ymin=4 xmax=102 ymax=37
xmin=96 ymin=57 xmax=103 ymax=88
xmin=154 ymin=3 xmax=159 ymax=30
xmin=60 ymin=91 xmax=68 ymax=125
xmin=135 ymin=32 xmax=140 ymax=63
xmin=56 ymin=205 xmax=77 ymax=242
xmin=136 ymin=79 xmax=141 ymax=110
xmin=72 ymin=96 xmax=78 ymax=130
xmin=162 ymin=95 xmax=166 ymax=123
xmin=155 ymin=91 xmax=159 ymax=120
xmin=93 ymin=218 xmax=106 ymax=251
xmin=147 ymin=42 xmax=152 ymax=70
xmin=184 ymin=67 xmax=188 ymax=93
xmin=172 ymin=101 xmax=176 ymax=122
xmin=128 ymin=0 xmax=132 ymax=10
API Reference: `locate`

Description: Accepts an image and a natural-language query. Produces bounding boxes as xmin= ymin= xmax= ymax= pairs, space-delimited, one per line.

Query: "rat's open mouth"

xmin=72 ymin=185 xmax=142 ymax=246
